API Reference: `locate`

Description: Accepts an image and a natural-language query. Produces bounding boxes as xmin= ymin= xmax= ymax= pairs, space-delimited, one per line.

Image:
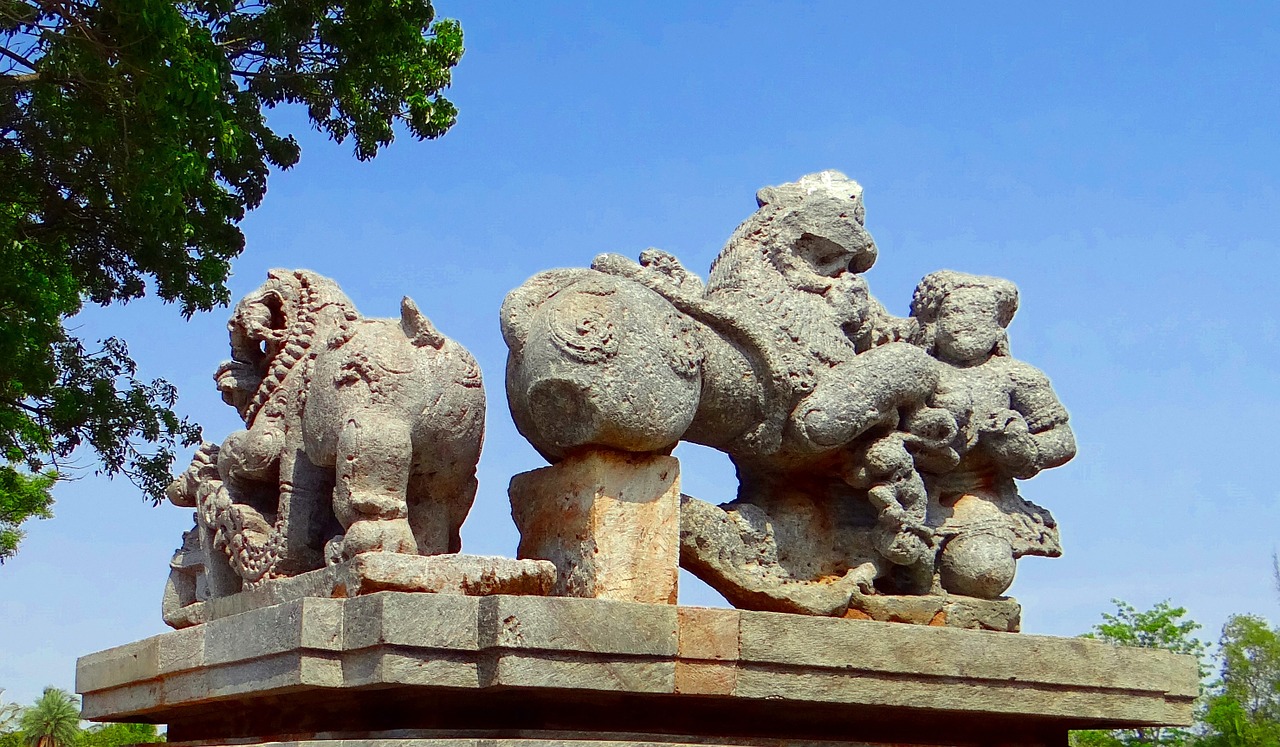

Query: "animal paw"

xmin=341 ymin=518 xmax=418 ymax=558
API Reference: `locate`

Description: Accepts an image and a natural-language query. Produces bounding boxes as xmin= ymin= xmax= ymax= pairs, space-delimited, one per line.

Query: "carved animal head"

xmin=709 ymin=171 xmax=879 ymax=294
xmin=910 ymin=270 xmax=1019 ymax=364
xmin=757 ymin=170 xmax=878 ymax=277
xmin=218 ymin=269 xmax=358 ymax=418
xmin=227 ymin=269 xmax=303 ymax=369
xmin=166 ymin=442 xmax=221 ymax=508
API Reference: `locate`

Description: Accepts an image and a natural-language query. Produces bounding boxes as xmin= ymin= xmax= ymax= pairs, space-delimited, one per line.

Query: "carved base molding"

xmin=163 ymin=553 xmax=557 ymax=629
xmin=83 ymin=594 xmax=1195 ymax=747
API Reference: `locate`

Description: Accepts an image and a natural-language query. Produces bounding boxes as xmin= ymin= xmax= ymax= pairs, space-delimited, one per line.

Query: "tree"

xmin=17 ymin=689 xmax=78 ymax=747
xmin=1070 ymin=600 xmax=1208 ymax=747
xmin=1199 ymin=615 xmax=1280 ymax=746
xmin=80 ymin=722 xmax=164 ymax=747
xmin=0 ymin=689 xmax=20 ymax=732
xmin=0 ymin=0 xmax=463 ymax=558
xmin=0 ymin=470 xmax=54 ymax=562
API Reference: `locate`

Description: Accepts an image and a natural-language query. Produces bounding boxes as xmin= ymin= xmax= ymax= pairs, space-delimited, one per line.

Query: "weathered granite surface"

xmin=502 ymin=172 xmax=1075 ymax=618
xmin=164 ymin=552 xmax=557 ymax=629
xmin=164 ymin=270 xmax=486 ymax=628
xmin=510 ymin=449 xmax=680 ymax=604
xmin=80 ymin=595 xmax=1197 ymax=747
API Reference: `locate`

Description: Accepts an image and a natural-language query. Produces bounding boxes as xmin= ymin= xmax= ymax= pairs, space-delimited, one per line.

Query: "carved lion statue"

xmin=501 ymin=171 xmax=937 ymax=465
xmin=164 ymin=269 xmax=484 ymax=618
xmin=501 ymin=172 xmax=949 ymax=598
xmin=501 ymin=173 xmax=1075 ymax=619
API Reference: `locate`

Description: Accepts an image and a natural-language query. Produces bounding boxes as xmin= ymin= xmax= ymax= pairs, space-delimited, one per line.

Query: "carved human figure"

xmin=909 ymin=271 xmax=1076 ymax=598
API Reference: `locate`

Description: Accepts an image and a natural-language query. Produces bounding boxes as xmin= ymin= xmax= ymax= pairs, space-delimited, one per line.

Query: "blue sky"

xmin=3 ymin=2 xmax=1279 ymax=706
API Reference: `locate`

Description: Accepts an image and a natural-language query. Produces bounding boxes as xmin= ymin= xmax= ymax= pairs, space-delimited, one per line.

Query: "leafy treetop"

xmin=1199 ymin=614 xmax=1280 ymax=746
xmin=16 ymin=688 xmax=79 ymax=747
xmin=0 ymin=0 xmax=463 ymax=559
xmin=1072 ymin=599 xmax=1208 ymax=747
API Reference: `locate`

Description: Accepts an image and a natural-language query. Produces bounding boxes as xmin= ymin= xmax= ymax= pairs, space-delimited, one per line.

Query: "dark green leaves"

xmin=1 ymin=0 xmax=462 ymax=557
xmin=0 ymin=468 xmax=55 ymax=562
xmin=1199 ymin=616 xmax=1280 ymax=746
xmin=227 ymin=0 xmax=463 ymax=159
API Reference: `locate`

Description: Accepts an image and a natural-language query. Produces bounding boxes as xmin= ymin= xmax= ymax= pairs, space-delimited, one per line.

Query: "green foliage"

xmin=1 ymin=0 xmax=463 ymax=556
xmin=0 ymin=469 xmax=55 ymax=562
xmin=79 ymin=723 xmax=164 ymax=747
xmin=1 ymin=688 xmax=162 ymax=747
xmin=17 ymin=689 xmax=78 ymax=747
xmin=1198 ymin=615 xmax=1280 ymax=746
xmin=0 ymin=690 xmax=21 ymax=733
xmin=1083 ymin=599 xmax=1210 ymax=671
xmin=1071 ymin=600 xmax=1208 ymax=747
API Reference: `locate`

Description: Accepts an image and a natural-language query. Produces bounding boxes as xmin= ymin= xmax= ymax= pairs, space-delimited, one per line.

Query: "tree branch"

xmin=0 ymin=45 xmax=38 ymax=73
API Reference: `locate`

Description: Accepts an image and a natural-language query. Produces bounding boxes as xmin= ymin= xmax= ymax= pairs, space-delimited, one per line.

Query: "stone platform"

xmin=80 ymin=594 xmax=1198 ymax=747
xmin=164 ymin=554 xmax=557 ymax=628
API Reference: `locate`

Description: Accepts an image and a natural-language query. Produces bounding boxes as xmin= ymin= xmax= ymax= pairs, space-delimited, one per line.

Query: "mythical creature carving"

xmin=163 ymin=270 xmax=484 ymax=624
xmin=502 ymin=172 xmax=1075 ymax=620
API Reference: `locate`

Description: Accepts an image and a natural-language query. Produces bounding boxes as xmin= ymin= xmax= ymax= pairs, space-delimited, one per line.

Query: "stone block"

xmin=488 ymin=653 xmax=674 ymax=694
xmin=156 ymin=624 xmax=205 ymax=676
xmin=76 ymin=638 xmax=158 ymax=694
xmin=203 ymin=651 xmax=315 ymax=699
xmin=343 ymin=650 xmax=479 ymax=689
xmin=169 ymin=554 xmax=556 ymax=630
xmin=737 ymin=610 xmax=1200 ymax=696
xmin=299 ymin=652 xmax=345 ymax=688
xmin=676 ymin=606 xmax=739 ymax=661
xmin=479 ymin=595 xmax=677 ymax=657
xmin=674 ymin=660 xmax=736 ymax=695
xmin=203 ymin=601 xmax=304 ymax=666
xmin=78 ymin=681 xmax=161 ymax=720
xmin=300 ymin=597 xmax=344 ymax=651
xmin=158 ymin=667 xmax=211 ymax=707
xmin=510 ymin=450 xmax=680 ymax=604
xmin=343 ymin=592 xmax=480 ymax=651
xmin=342 ymin=553 xmax=557 ymax=597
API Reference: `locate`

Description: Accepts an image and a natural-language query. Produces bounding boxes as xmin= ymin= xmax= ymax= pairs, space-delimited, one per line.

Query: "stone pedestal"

xmin=79 ymin=594 xmax=1197 ymax=747
xmin=509 ymin=449 xmax=680 ymax=604
xmin=163 ymin=552 xmax=557 ymax=628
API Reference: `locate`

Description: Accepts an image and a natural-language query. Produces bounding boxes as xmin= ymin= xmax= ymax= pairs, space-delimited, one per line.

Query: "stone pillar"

xmin=509 ymin=448 xmax=680 ymax=604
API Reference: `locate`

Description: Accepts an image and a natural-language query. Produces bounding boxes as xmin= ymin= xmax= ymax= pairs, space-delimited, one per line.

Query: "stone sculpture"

xmin=502 ymin=171 xmax=1075 ymax=625
xmin=163 ymin=269 xmax=488 ymax=625
xmin=909 ymin=270 xmax=1075 ymax=598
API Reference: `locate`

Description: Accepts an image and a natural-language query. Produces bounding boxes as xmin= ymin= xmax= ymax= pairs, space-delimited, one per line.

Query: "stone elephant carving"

xmin=165 ymin=269 xmax=484 ymax=615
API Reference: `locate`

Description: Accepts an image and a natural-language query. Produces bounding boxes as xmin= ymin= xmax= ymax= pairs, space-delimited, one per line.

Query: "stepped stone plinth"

xmin=78 ymin=593 xmax=1197 ymax=747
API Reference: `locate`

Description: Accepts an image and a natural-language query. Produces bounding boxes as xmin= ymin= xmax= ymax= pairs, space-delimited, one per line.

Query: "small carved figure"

xmin=910 ymin=271 xmax=1076 ymax=598
xmin=163 ymin=269 xmax=484 ymax=623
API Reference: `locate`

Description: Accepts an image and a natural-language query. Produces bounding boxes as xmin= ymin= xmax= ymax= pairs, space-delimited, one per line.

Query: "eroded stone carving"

xmin=510 ymin=449 xmax=681 ymax=604
xmin=163 ymin=269 xmax=487 ymax=626
xmin=502 ymin=172 xmax=1075 ymax=624
xmin=910 ymin=270 xmax=1074 ymax=599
